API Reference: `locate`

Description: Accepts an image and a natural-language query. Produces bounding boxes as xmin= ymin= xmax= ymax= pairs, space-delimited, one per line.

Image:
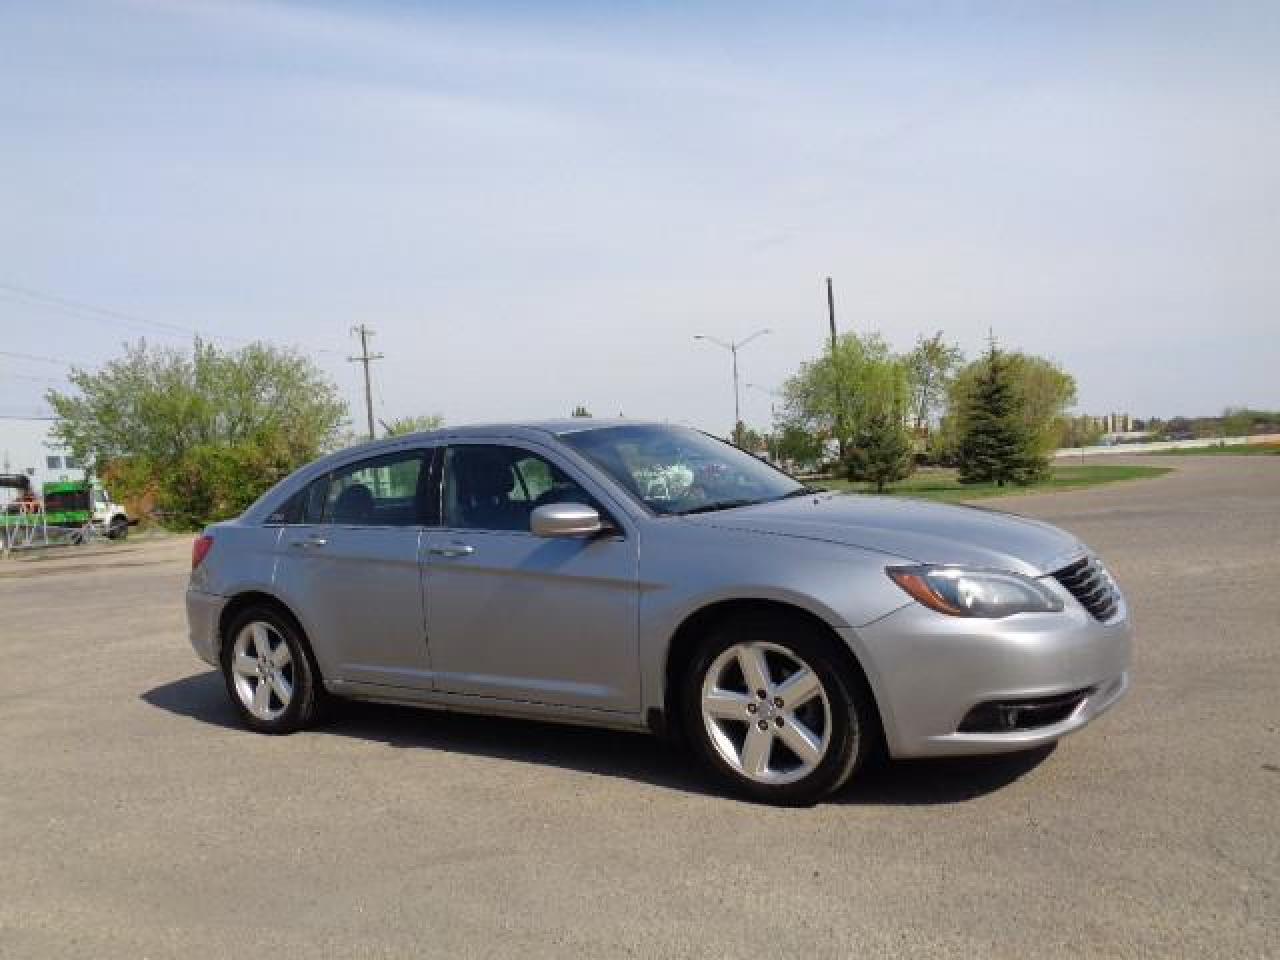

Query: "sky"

xmin=1 ymin=0 xmax=1276 ymax=434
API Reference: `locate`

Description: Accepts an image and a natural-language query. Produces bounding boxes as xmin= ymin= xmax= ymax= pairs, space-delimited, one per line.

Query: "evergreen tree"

xmin=845 ymin=412 xmax=915 ymax=492
xmin=957 ymin=342 xmax=1047 ymax=486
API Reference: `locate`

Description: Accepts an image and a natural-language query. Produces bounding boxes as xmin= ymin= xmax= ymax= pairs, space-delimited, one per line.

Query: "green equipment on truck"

xmin=41 ymin=480 xmax=131 ymax=540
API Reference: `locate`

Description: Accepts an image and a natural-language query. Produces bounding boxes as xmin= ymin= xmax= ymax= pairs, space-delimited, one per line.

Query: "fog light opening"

xmin=958 ymin=687 xmax=1096 ymax=734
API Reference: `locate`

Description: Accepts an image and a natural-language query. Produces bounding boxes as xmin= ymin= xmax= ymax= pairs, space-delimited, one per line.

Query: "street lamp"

xmin=694 ymin=328 xmax=771 ymax=436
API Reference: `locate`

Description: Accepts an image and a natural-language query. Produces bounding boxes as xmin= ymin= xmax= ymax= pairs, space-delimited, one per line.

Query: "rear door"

xmin=275 ymin=447 xmax=435 ymax=689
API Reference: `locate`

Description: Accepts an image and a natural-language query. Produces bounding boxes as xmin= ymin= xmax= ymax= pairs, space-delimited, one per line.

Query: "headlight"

xmin=886 ymin=565 xmax=1065 ymax=618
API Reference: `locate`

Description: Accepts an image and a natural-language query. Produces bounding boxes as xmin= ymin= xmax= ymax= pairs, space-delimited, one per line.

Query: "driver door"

xmin=420 ymin=442 xmax=640 ymax=712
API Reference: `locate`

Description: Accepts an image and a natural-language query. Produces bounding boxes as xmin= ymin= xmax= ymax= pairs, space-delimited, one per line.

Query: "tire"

xmin=107 ymin=516 xmax=128 ymax=540
xmin=221 ymin=604 xmax=324 ymax=734
xmin=680 ymin=611 xmax=874 ymax=806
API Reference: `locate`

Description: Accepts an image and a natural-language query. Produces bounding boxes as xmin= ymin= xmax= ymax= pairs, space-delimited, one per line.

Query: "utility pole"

xmin=826 ymin=276 xmax=838 ymax=351
xmin=348 ymin=324 xmax=384 ymax=441
xmin=826 ymin=277 xmax=847 ymax=458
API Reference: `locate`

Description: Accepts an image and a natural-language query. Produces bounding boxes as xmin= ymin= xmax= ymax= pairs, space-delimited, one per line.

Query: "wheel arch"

xmin=660 ymin=597 xmax=885 ymax=749
xmin=217 ymin=591 xmax=316 ymax=669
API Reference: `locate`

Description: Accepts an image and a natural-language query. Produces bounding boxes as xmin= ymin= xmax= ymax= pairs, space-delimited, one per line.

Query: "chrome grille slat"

xmin=1052 ymin=555 xmax=1120 ymax=622
xmin=1076 ymin=584 xmax=1110 ymax=605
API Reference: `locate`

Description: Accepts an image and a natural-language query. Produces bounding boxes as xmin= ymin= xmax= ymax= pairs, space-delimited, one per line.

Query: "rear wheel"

xmin=221 ymin=605 xmax=323 ymax=734
xmin=681 ymin=612 xmax=872 ymax=805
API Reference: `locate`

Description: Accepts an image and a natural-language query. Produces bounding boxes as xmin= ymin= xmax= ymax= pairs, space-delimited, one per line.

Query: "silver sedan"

xmin=186 ymin=421 xmax=1131 ymax=805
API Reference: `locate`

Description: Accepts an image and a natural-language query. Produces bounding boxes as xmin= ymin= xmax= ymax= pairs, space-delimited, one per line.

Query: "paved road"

xmin=1 ymin=457 xmax=1276 ymax=957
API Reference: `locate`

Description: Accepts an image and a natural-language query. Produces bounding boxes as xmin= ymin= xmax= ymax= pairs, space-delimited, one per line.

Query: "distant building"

xmin=0 ymin=416 xmax=83 ymax=496
xmin=1090 ymin=413 xmax=1132 ymax=434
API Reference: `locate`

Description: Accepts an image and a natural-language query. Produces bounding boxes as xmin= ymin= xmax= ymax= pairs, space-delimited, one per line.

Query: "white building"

xmin=0 ymin=416 xmax=84 ymax=494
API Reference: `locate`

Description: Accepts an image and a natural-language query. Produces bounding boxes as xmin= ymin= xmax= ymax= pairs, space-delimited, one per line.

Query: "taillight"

xmin=192 ymin=534 xmax=214 ymax=570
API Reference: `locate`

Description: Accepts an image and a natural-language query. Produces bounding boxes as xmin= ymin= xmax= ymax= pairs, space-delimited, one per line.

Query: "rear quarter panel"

xmin=188 ymin=521 xmax=284 ymax=656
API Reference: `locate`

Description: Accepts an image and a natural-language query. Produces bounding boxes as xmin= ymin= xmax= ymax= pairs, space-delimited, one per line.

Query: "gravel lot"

xmin=1 ymin=456 xmax=1276 ymax=958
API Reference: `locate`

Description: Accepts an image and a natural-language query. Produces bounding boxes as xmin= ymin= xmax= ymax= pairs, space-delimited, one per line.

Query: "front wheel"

xmin=107 ymin=516 xmax=128 ymax=540
xmin=682 ymin=614 xmax=873 ymax=805
xmin=221 ymin=605 xmax=323 ymax=734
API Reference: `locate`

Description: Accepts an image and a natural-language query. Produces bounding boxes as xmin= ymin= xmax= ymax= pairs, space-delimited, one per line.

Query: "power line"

xmin=0 ymin=283 xmax=209 ymax=341
xmin=2 ymin=371 xmax=65 ymax=384
xmin=0 ymin=349 xmax=93 ymax=366
xmin=347 ymin=324 xmax=383 ymax=441
xmin=0 ymin=281 xmax=343 ymax=356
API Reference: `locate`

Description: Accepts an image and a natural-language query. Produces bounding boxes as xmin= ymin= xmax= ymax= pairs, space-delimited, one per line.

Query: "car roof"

xmin=378 ymin=418 xmax=673 ymax=443
xmin=323 ymin=419 xmax=682 ymax=460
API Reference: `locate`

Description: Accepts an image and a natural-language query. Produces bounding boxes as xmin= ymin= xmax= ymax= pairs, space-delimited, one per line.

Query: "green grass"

xmin=1143 ymin=443 xmax=1280 ymax=456
xmin=820 ymin=464 xmax=1172 ymax=503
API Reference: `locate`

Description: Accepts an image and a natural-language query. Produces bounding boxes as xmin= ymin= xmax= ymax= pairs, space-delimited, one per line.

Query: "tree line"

xmin=761 ymin=331 xmax=1078 ymax=491
xmin=46 ymin=328 xmax=1081 ymax=529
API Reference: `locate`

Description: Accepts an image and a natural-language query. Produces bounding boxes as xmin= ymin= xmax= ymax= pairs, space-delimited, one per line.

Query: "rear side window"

xmin=322 ymin=450 xmax=429 ymax=527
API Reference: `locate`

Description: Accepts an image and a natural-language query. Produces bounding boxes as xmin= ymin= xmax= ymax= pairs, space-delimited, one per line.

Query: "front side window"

xmin=559 ymin=424 xmax=805 ymax=515
xmin=323 ymin=450 xmax=428 ymax=527
xmin=443 ymin=446 xmax=594 ymax=532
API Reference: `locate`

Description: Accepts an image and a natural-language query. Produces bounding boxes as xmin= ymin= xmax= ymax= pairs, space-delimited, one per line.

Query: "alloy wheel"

xmin=700 ymin=641 xmax=835 ymax=785
xmin=230 ymin=621 xmax=295 ymax=721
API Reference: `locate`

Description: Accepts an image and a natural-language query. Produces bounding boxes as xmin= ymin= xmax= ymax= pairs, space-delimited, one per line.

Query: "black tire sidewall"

xmin=681 ymin=614 xmax=866 ymax=806
xmin=221 ymin=605 xmax=319 ymax=734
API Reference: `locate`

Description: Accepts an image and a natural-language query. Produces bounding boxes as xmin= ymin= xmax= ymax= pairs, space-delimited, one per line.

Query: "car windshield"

xmin=559 ymin=424 xmax=807 ymax=516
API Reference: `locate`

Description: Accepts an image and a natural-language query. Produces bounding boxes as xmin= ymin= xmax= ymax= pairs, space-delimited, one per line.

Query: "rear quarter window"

xmin=266 ymin=475 xmax=329 ymax=525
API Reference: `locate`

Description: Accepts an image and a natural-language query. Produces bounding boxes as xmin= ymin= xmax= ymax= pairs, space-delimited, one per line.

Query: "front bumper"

xmin=185 ymin=587 xmax=226 ymax=668
xmin=846 ymin=597 xmax=1132 ymax=758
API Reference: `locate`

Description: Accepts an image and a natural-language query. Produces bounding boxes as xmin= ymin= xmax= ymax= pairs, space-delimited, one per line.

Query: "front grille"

xmin=1053 ymin=555 xmax=1120 ymax=622
xmin=958 ymin=688 xmax=1095 ymax=733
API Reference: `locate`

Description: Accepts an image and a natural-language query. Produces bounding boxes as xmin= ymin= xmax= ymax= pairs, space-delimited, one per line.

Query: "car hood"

xmin=682 ymin=494 xmax=1085 ymax=576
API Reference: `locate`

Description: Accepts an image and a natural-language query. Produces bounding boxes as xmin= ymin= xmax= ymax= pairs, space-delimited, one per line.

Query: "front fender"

xmin=635 ymin=522 xmax=913 ymax=715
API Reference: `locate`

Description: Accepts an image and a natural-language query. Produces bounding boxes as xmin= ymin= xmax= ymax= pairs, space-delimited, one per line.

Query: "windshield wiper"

xmin=776 ymin=486 xmax=819 ymax=499
xmin=670 ymin=498 xmax=763 ymax=516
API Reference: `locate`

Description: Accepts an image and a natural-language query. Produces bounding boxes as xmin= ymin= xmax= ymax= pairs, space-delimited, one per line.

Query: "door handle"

xmin=428 ymin=544 xmax=475 ymax=558
xmin=290 ymin=537 xmax=328 ymax=549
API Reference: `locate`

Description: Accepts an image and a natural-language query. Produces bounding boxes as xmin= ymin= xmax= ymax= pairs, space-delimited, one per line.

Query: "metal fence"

xmin=0 ymin=503 xmax=102 ymax=557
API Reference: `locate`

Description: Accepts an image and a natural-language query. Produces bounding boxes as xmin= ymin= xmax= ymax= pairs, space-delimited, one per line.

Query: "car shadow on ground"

xmin=142 ymin=670 xmax=1055 ymax=806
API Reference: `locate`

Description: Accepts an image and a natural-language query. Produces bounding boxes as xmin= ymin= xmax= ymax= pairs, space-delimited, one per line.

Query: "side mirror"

xmin=531 ymin=503 xmax=603 ymax=538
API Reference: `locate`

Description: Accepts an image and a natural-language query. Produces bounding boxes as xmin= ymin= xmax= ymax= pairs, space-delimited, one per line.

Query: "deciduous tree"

xmin=382 ymin=414 xmax=444 ymax=436
xmin=781 ymin=332 xmax=909 ymax=456
xmin=46 ymin=339 xmax=347 ymax=528
xmin=906 ymin=332 xmax=963 ymax=431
